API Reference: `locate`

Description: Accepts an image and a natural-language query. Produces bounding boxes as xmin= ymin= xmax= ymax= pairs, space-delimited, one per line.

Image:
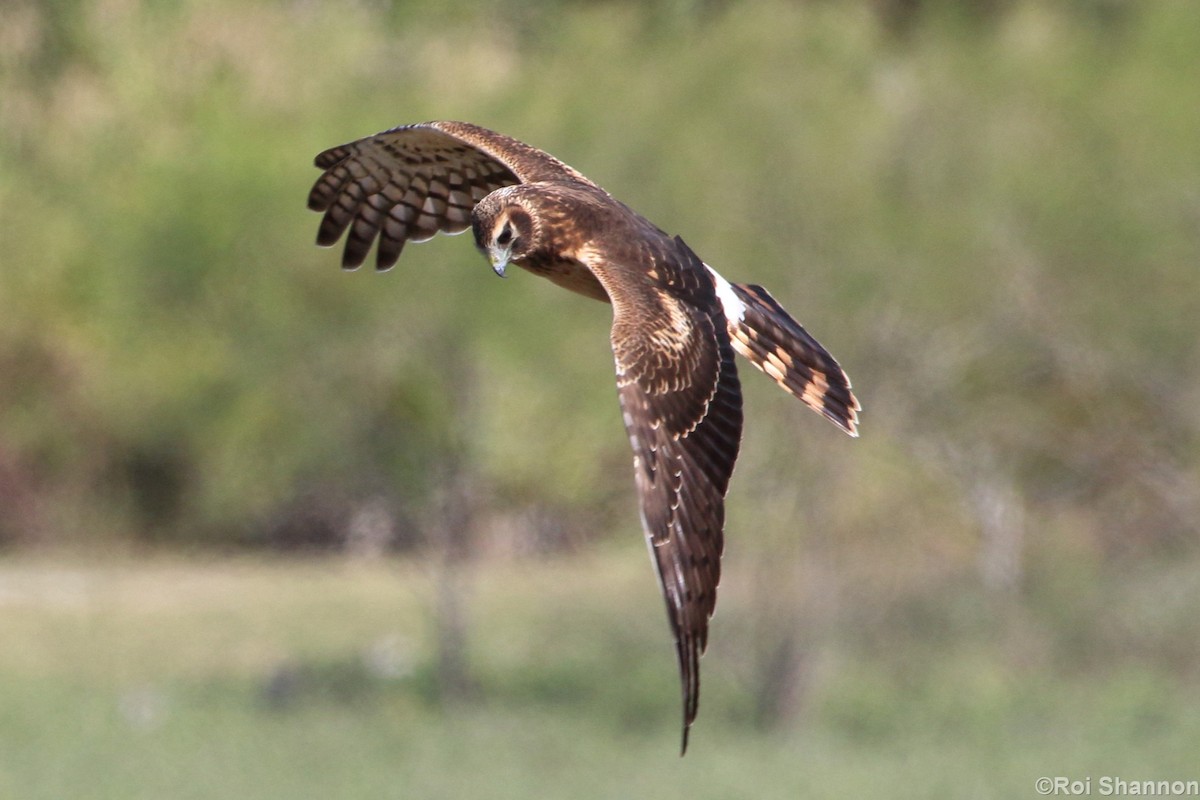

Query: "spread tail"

xmin=727 ymin=283 xmax=860 ymax=436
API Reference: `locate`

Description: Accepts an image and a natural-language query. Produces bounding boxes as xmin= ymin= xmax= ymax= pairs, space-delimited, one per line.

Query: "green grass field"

xmin=1 ymin=552 xmax=1196 ymax=799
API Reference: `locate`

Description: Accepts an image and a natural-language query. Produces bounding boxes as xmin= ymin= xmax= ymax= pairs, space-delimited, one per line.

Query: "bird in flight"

xmin=307 ymin=121 xmax=859 ymax=753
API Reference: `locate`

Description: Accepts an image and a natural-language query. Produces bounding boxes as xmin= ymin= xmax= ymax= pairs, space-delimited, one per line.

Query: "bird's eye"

xmin=496 ymin=223 xmax=514 ymax=247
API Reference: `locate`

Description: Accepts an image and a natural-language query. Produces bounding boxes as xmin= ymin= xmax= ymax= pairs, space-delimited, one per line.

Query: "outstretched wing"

xmin=596 ymin=235 xmax=744 ymax=754
xmin=307 ymin=121 xmax=596 ymax=270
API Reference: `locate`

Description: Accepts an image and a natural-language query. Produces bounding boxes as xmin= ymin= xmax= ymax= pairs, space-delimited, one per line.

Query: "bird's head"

xmin=472 ymin=189 xmax=540 ymax=277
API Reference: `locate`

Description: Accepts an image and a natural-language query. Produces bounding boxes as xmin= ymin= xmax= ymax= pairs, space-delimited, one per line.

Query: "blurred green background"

xmin=2 ymin=0 xmax=1199 ymax=796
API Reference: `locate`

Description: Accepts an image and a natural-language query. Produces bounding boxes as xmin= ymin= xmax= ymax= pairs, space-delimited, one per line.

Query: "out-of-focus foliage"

xmin=1 ymin=0 xmax=1198 ymax=610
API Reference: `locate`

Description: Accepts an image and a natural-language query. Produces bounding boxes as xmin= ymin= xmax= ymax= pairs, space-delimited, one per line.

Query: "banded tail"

xmin=708 ymin=268 xmax=860 ymax=436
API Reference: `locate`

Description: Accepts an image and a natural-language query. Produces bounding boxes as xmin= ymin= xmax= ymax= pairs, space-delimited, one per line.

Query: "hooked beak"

xmin=487 ymin=245 xmax=511 ymax=278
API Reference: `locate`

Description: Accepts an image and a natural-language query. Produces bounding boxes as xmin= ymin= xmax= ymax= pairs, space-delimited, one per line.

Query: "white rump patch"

xmin=704 ymin=263 xmax=746 ymax=324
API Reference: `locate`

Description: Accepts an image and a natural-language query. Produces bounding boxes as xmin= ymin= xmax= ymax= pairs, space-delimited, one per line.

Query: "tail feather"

xmin=727 ymin=283 xmax=860 ymax=436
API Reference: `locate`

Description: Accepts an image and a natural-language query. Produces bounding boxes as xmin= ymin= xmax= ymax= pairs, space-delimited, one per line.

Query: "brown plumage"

xmin=306 ymin=121 xmax=860 ymax=753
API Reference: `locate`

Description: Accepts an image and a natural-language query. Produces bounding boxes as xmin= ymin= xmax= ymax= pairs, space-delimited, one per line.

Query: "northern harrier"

xmin=307 ymin=121 xmax=859 ymax=753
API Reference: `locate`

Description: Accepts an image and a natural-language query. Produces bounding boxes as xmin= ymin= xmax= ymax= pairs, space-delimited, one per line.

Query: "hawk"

xmin=307 ymin=121 xmax=859 ymax=753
